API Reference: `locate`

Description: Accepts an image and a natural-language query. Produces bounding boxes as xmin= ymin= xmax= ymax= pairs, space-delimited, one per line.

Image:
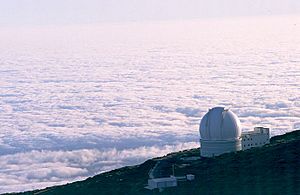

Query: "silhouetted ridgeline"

xmin=10 ymin=130 xmax=300 ymax=195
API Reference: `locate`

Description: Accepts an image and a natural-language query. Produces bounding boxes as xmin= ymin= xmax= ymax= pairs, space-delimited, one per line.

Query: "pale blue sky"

xmin=0 ymin=0 xmax=300 ymax=26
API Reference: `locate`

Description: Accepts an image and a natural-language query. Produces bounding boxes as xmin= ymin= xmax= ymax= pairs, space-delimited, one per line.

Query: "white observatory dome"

xmin=199 ymin=107 xmax=242 ymax=157
xmin=200 ymin=107 xmax=241 ymax=140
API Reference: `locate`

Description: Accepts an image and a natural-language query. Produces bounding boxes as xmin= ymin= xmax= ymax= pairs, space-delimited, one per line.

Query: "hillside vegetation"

xmin=13 ymin=130 xmax=300 ymax=195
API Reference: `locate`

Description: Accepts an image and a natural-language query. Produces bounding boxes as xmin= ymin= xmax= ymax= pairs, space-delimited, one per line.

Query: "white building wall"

xmin=200 ymin=138 xmax=242 ymax=157
xmin=147 ymin=177 xmax=177 ymax=189
xmin=242 ymin=127 xmax=270 ymax=150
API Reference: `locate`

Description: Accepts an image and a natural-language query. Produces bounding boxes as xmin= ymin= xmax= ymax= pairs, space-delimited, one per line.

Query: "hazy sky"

xmin=1 ymin=0 xmax=300 ymax=26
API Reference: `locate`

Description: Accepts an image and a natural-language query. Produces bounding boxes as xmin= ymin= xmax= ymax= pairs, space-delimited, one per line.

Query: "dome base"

xmin=200 ymin=138 xmax=242 ymax=157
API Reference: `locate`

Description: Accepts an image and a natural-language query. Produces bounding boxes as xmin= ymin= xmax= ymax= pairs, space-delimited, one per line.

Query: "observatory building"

xmin=199 ymin=107 xmax=270 ymax=157
xmin=199 ymin=107 xmax=242 ymax=157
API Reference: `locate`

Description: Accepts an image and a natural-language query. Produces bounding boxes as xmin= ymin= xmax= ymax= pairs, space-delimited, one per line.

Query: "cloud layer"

xmin=0 ymin=15 xmax=299 ymax=193
xmin=0 ymin=143 xmax=198 ymax=193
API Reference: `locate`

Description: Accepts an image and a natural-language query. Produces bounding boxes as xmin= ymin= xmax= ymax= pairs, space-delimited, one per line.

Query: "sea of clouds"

xmin=0 ymin=15 xmax=299 ymax=193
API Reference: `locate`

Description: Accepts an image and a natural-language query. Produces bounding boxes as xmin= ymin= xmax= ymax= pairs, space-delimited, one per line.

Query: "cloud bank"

xmin=0 ymin=15 xmax=299 ymax=192
xmin=0 ymin=143 xmax=198 ymax=193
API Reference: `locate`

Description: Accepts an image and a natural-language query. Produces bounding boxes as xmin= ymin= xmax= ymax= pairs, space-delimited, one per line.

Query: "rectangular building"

xmin=242 ymin=127 xmax=270 ymax=150
xmin=147 ymin=177 xmax=177 ymax=190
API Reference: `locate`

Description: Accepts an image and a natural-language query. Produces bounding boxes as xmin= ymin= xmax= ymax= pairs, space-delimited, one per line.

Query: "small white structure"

xmin=242 ymin=127 xmax=270 ymax=150
xmin=199 ymin=107 xmax=242 ymax=157
xmin=146 ymin=176 xmax=177 ymax=190
xmin=186 ymin=174 xmax=195 ymax=181
xmin=146 ymin=174 xmax=195 ymax=190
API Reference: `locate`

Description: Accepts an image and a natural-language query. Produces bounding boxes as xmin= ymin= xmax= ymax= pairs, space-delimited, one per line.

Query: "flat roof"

xmin=149 ymin=177 xmax=177 ymax=182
